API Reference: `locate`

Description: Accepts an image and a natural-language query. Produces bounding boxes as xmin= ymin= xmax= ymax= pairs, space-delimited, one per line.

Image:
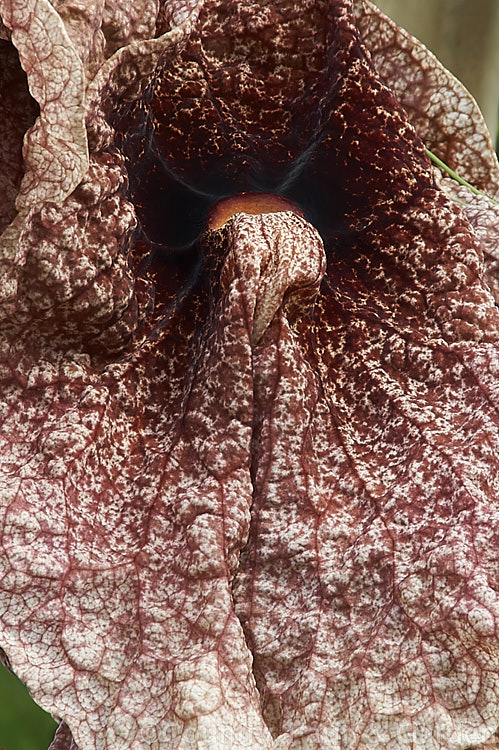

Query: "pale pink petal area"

xmin=0 ymin=0 xmax=499 ymax=749
xmin=355 ymin=0 xmax=499 ymax=198
xmin=0 ymin=0 xmax=88 ymax=208
xmin=43 ymin=0 xmax=107 ymax=72
xmin=0 ymin=209 xmax=322 ymax=749
xmin=235 ymin=192 xmax=499 ymax=749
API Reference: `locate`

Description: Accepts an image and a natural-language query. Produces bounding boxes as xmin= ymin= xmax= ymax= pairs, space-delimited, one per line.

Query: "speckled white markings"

xmin=1 ymin=0 xmax=499 ymax=748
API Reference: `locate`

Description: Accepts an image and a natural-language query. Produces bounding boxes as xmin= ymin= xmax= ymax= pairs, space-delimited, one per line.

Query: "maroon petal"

xmin=1 ymin=1 xmax=499 ymax=749
xmin=356 ymin=0 xmax=499 ymax=196
xmin=49 ymin=722 xmax=79 ymax=750
xmin=354 ymin=0 xmax=499 ymax=298
xmin=0 ymin=0 xmax=88 ymax=208
xmin=0 ymin=31 xmax=38 ymax=234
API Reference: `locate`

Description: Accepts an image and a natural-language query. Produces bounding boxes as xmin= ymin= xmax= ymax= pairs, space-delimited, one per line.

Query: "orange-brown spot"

xmin=207 ymin=192 xmax=304 ymax=230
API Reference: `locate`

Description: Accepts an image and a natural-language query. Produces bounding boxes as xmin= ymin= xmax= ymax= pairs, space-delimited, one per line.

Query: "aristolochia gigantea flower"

xmin=1 ymin=1 xmax=499 ymax=748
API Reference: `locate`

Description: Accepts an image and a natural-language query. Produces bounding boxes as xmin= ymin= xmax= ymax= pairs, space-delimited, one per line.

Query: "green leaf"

xmin=0 ymin=661 xmax=57 ymax=750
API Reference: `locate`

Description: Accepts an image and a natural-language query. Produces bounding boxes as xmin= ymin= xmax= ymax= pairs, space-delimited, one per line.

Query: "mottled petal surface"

xmin=0 ymin=1 xmax=499 ymax=749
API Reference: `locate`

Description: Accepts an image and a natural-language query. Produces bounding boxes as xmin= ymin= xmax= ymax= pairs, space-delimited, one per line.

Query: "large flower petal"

xmin=1 ymin=1 xmax=499 ymax=749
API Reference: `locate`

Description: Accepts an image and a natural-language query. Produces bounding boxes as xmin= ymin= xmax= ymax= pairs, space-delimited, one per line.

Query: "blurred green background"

xmin=0 ymin=661 xmax=57 ymax=750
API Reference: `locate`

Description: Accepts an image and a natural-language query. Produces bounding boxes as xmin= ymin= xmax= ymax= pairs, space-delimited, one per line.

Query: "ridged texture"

xmin=0 ymin=1 xmax=498 ymax=748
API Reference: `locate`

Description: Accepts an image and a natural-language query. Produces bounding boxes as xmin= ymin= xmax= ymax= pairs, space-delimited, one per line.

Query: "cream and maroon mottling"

xmin=0 ymin=0 xmax=499 ymax=749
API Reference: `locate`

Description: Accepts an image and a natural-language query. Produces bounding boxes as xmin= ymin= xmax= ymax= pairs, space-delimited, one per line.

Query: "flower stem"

xmin=425 ymin=147 xmax=499 ymax=206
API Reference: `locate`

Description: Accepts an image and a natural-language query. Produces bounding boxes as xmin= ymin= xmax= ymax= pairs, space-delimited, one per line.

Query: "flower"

xmin=1 ymin=1 xmax=499 ymax=748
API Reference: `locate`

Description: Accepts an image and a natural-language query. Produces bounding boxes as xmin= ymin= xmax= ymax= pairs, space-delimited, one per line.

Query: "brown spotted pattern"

xmin=1 ymin=1 xmax=499 ymax=749
xmin=355 ymin=0 xmax=499 ymax=198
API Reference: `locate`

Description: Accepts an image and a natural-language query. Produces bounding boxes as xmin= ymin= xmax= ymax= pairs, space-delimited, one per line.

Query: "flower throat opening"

xmin=207 ymin=193 xmax=305 ymax=231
